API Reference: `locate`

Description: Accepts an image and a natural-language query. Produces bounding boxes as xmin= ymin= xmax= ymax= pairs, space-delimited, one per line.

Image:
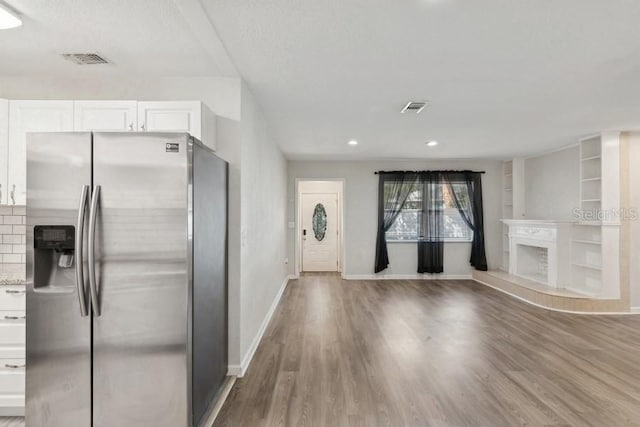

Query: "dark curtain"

xmin=417 ymin=172 xmax=444 ymax=273
xmin=444 ymin=172 xmax=488 ymax=271
xmin=374 ymin=173 xmax=418 ymax=273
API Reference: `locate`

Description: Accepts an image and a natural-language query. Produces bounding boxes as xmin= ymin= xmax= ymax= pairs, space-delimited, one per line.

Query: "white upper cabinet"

xmin=74 ymin=101 xmax=137 ymax=131
xmin=0 ymin=100 xmax=8 ymax=205
xmin=8 ymin=101 xmax=74 ymax=205
xmin=137 ymin=101 xmax=216 ymax=150
xmin=0 ymin=100 xmax=217 ymax=206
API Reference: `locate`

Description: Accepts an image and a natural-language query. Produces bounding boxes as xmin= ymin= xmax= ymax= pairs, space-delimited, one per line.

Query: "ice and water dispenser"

xmin=33 ymin=225 xmax=76 ymax=289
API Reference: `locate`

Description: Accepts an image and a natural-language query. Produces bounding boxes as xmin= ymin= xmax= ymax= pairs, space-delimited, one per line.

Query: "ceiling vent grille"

xmin=401 ymin=101 xmax=428 ymax=114
xmin=61 ymin=53 xmax=109 ymax=65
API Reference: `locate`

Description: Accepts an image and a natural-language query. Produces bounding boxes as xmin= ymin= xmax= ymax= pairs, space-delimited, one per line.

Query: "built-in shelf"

xmin=502 ymin=160 xmax=514 ymax=272
xmin=581 ymin=198 xmax=601 ymax=203
xmin=581 ymin=177 xmax=601 ymax=182
xmin=572 ymin=239 xmax=602 ymax=245
xmin=572 ymin=262 xmax=602 ymax=270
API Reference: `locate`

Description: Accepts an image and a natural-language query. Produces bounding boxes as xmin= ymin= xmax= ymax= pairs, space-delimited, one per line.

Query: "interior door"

xmin=301 ymin=193 xmax=339 ymax=272
xmin=74 ymin=101 xmax=137 ymax=131
xmin=8 ymin=101 xmax=74 ymax=205
xmin=26 ymin=132 xmax=92 ymax=427
xmin=137 ymin=101 xmax=202 ymax=139
xmin=91 ymin=132 xmax=189 ymax=427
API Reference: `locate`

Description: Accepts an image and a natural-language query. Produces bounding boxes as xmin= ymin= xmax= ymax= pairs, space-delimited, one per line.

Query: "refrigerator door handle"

xmin=76 ymin=185 xmax=90 ymax=317
xmin=88 ymin=185 xmax=101 ymax=316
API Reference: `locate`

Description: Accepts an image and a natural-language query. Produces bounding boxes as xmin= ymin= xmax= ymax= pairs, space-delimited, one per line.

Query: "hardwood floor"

xmin=214 ymin=273 xmax=640 ymax=427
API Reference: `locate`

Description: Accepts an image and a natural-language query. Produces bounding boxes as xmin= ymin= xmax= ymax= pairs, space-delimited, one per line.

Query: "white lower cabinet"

xmin=0 ymin=286 xmax=25 ymax=416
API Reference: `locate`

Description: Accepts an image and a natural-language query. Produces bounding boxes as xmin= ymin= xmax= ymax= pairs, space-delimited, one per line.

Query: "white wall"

xmin=287 ymin=159 xmax=503 ymax=277
xmin=238 ymin=84 xmax=288 ymax=369
xmin=524 ymin=146 xmax=580 ymax=220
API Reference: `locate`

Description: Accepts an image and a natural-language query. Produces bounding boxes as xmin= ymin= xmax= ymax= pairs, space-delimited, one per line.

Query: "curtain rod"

xmin=374 ymin=170 xmax=486 ymax=175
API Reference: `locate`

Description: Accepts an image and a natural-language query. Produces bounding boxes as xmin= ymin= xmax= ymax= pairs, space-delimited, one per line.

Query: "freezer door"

xmin=91 ymin=133 xmax=189 ymax=427
xmin=26 ymin=132 xmax=92 ymax=427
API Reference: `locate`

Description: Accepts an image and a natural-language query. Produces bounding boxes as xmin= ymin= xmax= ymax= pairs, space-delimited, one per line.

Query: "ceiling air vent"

xmin=61 ymin=53 xmax=109 ymax=65
xmin=400 ymin=101 xmax=428 ymax=114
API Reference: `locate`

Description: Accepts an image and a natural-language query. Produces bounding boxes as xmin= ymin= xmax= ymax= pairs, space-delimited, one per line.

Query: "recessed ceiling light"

xmin=0 ymin=3 xmax=22 ymax=30
xmin=426 ymin=140 xmax=439 ymax=147
xmin=348 ymin=140 xmax=358 ymax=146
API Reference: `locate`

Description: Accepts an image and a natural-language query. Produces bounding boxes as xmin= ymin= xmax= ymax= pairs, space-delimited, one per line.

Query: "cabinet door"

xmin=137 ymin=101 xmax=202 ymax=139
xmin=8 ymin=101 xmax=74 ymax=205
xmin=0 ymin=99 xmax=8 ymax=205
xmin=74 ymin=101 xmax=137 ymax=131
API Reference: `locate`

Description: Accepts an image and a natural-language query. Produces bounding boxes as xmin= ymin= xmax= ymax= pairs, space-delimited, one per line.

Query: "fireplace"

xmin=502 ymin=220 xmax=572 ymax=288
xmin=516 ymin=244 xmax=549 ymax=284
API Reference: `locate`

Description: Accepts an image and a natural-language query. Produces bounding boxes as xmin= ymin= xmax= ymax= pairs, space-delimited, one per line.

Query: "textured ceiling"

xmin=203 ymin=0 xmax=640 ymax=159
xmin=0 ymin=0 xmax=235 ymax=77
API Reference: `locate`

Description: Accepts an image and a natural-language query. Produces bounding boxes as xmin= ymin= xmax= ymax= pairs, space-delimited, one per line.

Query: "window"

xmin=385 ymin=182 xmax=472 ymax=242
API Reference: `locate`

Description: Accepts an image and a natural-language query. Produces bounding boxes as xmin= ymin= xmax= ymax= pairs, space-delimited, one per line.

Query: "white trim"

xmin=343 ymin=274 xmax=473 ymax=281
xmin=0 ymin=407 xmax=24 ymax=417
xmin=473 ymin=277 xmax=638 ymax=315
xmin=201 ymin=375 xmax=236 ymax=425
xmin=631 ymin=306 xmax=640 ymax=314
xmin=227 ymin=275 xmax=293 ymax=377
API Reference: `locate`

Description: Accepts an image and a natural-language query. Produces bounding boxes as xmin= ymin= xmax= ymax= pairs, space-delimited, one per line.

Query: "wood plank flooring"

xmin=214 ymin=273 xmax=640 ymax=427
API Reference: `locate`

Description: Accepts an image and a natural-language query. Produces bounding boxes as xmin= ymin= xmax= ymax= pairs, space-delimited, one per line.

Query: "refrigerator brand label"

xmin=166 ymin=143 xmax=180 ymax=153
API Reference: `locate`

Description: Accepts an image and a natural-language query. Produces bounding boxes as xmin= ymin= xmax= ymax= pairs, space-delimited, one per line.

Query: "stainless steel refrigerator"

xmin=25 ymin=132 xmax=228 ymax=427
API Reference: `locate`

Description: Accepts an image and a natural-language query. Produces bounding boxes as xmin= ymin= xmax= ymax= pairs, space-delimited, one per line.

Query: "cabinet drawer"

xmin=0 ymin=312 xmax=24 ymax=346
xmin=0 ymin=287 xmax=25 ymax=311
xmin=0 ymin=347 xmax=24 ymax=359
xmin=0 ymin=359 xmax=24 ymax=394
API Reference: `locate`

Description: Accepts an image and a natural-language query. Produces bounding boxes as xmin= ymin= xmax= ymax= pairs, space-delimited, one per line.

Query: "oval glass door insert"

xmin=312 ymin=203 xmax=327 ymax=241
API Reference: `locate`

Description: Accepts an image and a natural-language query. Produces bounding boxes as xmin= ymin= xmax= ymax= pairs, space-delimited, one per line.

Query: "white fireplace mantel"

xmin=501 ymin=220 xmax=573 ymax=288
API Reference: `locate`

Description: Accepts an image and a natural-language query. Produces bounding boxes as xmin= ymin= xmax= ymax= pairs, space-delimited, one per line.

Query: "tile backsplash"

xmin=0 ymin=206 xmax=26 ymax=280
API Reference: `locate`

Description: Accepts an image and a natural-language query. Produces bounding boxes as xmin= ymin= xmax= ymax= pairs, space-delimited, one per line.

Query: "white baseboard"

xmin=631 ymin=306 xmax=640 ymax=314
xmin=473 ymin=277 xmax=639 ymax=315
xmin=0 ymin=406 xmax=24 ymax=416
xmin=343 ymin=274 xmax=473 ymax=281
xmin=227 ymin=275 xmax=294 ymax=378
xmin=202 ymin=375 xmax=236 ymax=426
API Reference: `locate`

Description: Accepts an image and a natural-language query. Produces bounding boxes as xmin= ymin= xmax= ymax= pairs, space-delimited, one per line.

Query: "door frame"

xmin=295 ymin=178 xmax=345 ymax=277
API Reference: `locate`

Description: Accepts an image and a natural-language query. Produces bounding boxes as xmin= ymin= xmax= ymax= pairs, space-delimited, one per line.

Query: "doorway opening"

xmin=296 ymin=179 xmax=344 ymax=274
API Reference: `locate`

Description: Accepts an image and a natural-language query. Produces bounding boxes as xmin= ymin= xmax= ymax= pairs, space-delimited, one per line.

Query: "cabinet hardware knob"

xmin=141 ymin=123 xmax=146 ymax=131
xmin=128 ymin=122 xmax=134 ymax=131
xmin=10 ymin=184 xmax=15 ymax=205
